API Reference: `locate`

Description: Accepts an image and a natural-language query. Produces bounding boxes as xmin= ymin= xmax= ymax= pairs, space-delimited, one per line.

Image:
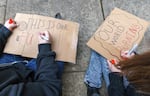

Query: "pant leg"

xmin=25 ymin=58 xmax=37 ymax=71
xmin=101 ymin=58 xmax=110 ymax=88
xmin=56 ymin=61 xmax=64 ymax=79
xmin=123 ymin=76 xmax=129 ymax=88
xmin=0 ymin=53 xmax=64 ymax=78
xmin=0 ymin=53 xmax=25 ymax=64
xmin=26 ymin=59 xmax=64 ymax=79
xmin=84 ymin=50 xmax=104 ymax=88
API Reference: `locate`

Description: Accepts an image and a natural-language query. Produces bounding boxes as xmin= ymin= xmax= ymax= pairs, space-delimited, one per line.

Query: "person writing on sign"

xmin=84 ymin=50 xmax=132 ymax=96
xmin=84 ymin=47 xmax=137 ymax=96
xmin=108 ymin=51 xmax=150 ymax=96
xmin=0 ymin=19 xmax=61 ymax=96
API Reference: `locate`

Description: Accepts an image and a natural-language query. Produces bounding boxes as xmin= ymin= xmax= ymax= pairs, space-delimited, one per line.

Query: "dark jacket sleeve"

xmin=0 ymin=24 xmax=12 ymax=54
xmin=22 ymin=44 xmax=61 ymax=96
xmin=108 ymin=72 xmax=126 ymax=96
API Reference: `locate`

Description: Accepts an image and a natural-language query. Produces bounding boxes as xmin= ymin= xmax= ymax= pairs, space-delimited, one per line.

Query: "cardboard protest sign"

xmin=4 ymin=13 xmax=79 ymax=64
xmin=87 ymin=8 xmax=149 ymax=60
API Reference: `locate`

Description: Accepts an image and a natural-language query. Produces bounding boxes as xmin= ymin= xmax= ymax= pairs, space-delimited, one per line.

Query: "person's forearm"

xmin=35 ymin=44 xmax=59 ymax=81
xmin=0 ymin=25 xmax=11 ymax=54
xmin=108 ymin=72 xmax=125 ymax=96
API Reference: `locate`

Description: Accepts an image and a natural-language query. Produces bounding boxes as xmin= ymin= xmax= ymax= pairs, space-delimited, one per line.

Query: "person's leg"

xmin=0 ymin=53 xmax=25 ymax=64
xmin=84 ymin=50 xmax=103 ymax=88
xmin=26 ymin=59 xmax=64 ymax=79
xmin=25 ymin=58 xmax=37 ymax=71
xmin=123 ymin=76 xmax=129 ymax=88
xmin=101 ymin=58 xmax=110 ymax=88
xmin=84 ymin=50 xmax=108 ymax=96
xmin=0 ymin=53 xmax=64 ymax=78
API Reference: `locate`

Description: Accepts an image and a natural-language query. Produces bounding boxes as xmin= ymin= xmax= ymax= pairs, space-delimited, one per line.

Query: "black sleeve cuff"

xmin=109 ymin=72 xmax=123 ymax=85
xmin=38 ymin=44 xmax=52 ymax=54
xmin=0 ymin=24 xmax=3 ymax=28
xmin=1 ymin=26 xmax=12 ymax=38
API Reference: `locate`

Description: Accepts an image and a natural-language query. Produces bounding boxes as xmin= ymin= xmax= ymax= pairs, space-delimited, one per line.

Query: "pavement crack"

xmin=99 ymin=0 xmax=105 ymax=20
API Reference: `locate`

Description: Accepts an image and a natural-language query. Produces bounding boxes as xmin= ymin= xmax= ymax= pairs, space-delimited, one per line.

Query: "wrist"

xmin=4 ymin=26 xmax=13 ymax=32
xmin=1 ymin=26 xmax=12 ymax=38
xmin=39 ymin=41 xmax=51 ymax=44
xmin=38 ymin=44 xmax=52 ymax=54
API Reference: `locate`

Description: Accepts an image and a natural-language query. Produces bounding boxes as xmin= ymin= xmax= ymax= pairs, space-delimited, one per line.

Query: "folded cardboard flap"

xmin=87 ymin=8 xmax=149 ymax=60
xmin=4 ymin=13 xmax=80 ymax=64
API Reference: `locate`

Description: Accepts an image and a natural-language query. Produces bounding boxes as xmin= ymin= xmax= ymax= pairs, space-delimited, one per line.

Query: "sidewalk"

xmin=0 ymin=0 xmax=150 ymax=96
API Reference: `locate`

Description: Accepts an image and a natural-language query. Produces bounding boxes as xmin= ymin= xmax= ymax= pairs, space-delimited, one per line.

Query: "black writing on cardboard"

xmin=18 ymin=18 xmax=68 ymax=32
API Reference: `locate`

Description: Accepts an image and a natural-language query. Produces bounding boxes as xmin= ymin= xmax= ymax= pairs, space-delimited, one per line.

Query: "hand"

xmin=121 ymin=50 xmax=135 ymax=60
xmin=4 ymin=19 xmax=18 ymax=32
xmin=38 ymin=31 xmax=52 ymax=44
xmin=107 ymin=60 xmax=121 ymax=73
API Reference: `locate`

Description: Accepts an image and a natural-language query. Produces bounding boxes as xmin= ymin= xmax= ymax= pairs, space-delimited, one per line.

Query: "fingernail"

xmin=110 ymin=59 xmax=116 ymax=65
xmin=9 ymin=18 xmax=14 ymax=24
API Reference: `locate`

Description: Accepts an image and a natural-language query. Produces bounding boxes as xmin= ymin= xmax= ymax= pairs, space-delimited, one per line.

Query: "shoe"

xmin=87 ymin=85 xmax=100 ymax=96
xmin=55 ymin=13 xmax=62 ymax=19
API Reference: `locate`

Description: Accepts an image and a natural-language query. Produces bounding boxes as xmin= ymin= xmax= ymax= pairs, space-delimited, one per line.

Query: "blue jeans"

xmin=0 ymin=53 xmax=64 ymax=79
xmin=84 ymin=50 xmax=110 ymax=88
xmin=84 ymin=50 xmax=129 ymax=88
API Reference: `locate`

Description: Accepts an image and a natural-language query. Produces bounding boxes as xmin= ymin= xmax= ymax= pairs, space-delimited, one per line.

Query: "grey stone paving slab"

xmin=102 ymin=0 xmax=150 ymax=54
xmin=0 ymin=0 xmax=6 ymax=23
xmin=62 ymin=72 xmax=86 ymax=96
xmin=62 ymin=72 xmax=108 ymax=96
xmin=6 ymin=0 xmax=104 ymax=72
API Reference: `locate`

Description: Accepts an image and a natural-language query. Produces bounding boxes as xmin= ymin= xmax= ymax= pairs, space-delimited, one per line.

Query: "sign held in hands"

xmin=87 ymin=8 xmax=149 ymax=60
xmin=4 ymin=13 xmax=80 ymax=64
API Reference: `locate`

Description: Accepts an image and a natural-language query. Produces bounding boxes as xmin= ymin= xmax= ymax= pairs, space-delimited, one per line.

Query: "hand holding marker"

xmin=39 ymin=13 xmax=62 ymax=42
xmin=40 ymin=34 xmax=49 ymax=41
xmin=127 ymin=44 xmax=138 ymax=56
xmin=9 ymin=18 xmax=14 ymax=24
xmin=110 ymin=44 xmax=138 ymax=65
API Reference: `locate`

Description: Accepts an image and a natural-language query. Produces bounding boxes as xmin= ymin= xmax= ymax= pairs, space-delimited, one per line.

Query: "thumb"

xmin=11 ymin=24 xmax=18 ymax=28
xmin=107 ymin=60 xmax=112 ymax=70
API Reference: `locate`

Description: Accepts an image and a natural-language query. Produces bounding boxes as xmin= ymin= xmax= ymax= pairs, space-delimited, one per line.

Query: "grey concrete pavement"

xmin=0 ymin=0 xmax=150 ymax=96
xmin=0 ymin=0 xmax=6 ymax=23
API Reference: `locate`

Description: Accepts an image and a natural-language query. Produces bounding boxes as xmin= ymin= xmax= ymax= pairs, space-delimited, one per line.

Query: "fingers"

xmin=107 ymin=60 xmax=112 ymax=70
xmin=107 ymin=60 xmax=121 ymax=73
xmin=39 ymin=31 xmax=50 ymax=40
xmin=38 ymin=31 xmax=52 ymax=44
xmin=4 ymin=18 xmax=18 ymax=31
xmin=11 ymin=23 xmax=18 ymax=28
xmin=121 ymin=50 xmax=128 ymax=57
xmin=121 ymin=50 xmax=135 ymax=59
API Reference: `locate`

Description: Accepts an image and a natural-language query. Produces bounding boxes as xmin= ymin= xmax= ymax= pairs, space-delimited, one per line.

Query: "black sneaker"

xmin=55 ymin=13 xmax=62 ymax=19
xmin=87 ymin=85 xmax=100 ymax=96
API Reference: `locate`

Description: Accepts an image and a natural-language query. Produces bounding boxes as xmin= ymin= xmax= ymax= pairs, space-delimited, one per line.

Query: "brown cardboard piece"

xmin=87 ymin=8 xmax=149 ymax=60
xmin=4 ymin=13 xmax=79 ymax=64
